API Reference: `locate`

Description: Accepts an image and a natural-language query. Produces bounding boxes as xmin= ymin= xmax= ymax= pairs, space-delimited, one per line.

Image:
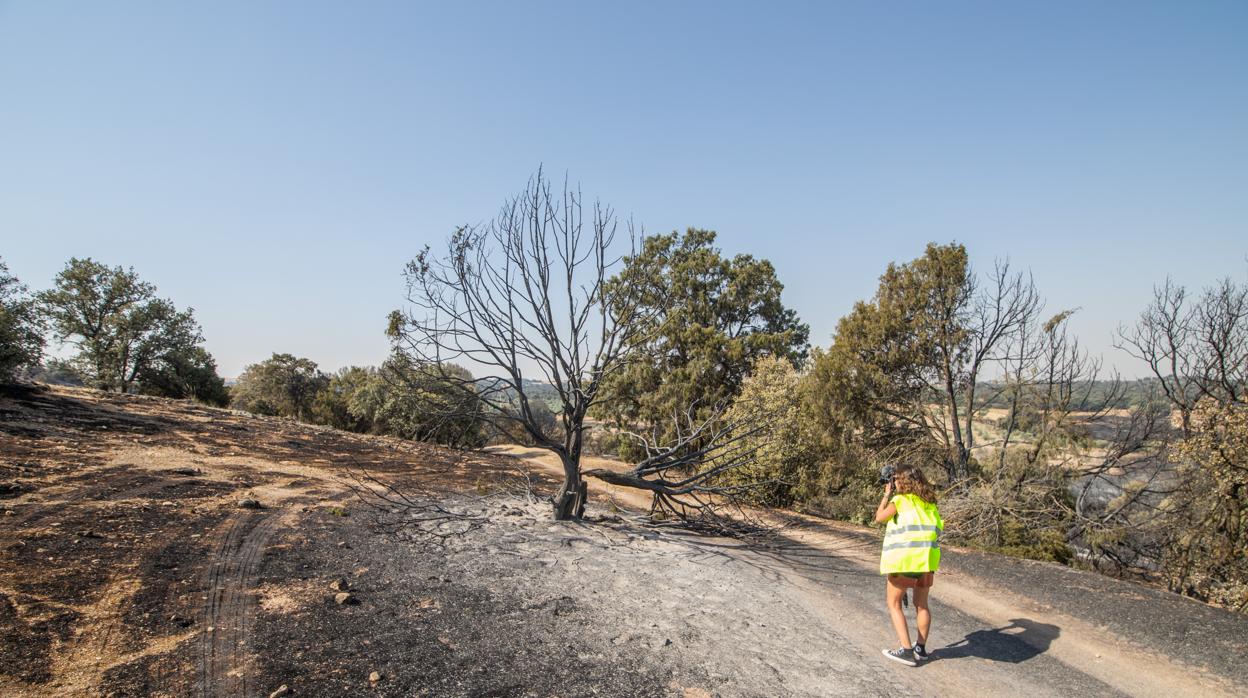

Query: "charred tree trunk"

xmin=552 ymin=453 xmax=587 ymax=520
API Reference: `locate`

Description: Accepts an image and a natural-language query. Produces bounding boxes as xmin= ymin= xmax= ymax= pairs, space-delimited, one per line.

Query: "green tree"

xmin=808 ymin=243 xmax=1038 ymax=482
xmin=312 ymin=365 xmax=377 ymax=431
xmin=38 ymin=258 xmax=152 ymax=390
xmin=348 ymin=354 xmax=484 ymax=448
xmin=1168 ymin=399 xmax=1248 ymax=609
xmin=599 ymin=229 xmax=809 ymax=454
xmin=136 ymin=345 xmax=230 ymax=406
xmin=230 ymin=353 xmax=329 ymax=421
xmin=716 ymin=356 xmax=826 ymax=507
xmin=0 ymin=258 xmax=45 ymax=382
xmin=37 ymin=258 xmax=220 ymax=395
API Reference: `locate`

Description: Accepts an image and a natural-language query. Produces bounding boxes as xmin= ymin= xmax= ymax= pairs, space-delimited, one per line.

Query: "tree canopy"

xmin=597 ymin=228 xmax=809 ymax=452
xmin=230 ymin=353 xmax=329 ymax=421
xmin=37 ymin=257 xmax=222 ymax=397
xmin=0 ymin=258 xmax=45 ymax=382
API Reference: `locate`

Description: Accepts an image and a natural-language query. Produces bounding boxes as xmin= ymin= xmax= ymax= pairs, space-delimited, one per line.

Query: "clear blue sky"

xmin=2 ymin=1 xmax=1245 ymax=379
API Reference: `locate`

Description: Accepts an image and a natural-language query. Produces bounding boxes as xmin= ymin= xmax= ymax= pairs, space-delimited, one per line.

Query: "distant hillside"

xmin=475 ymin=376 xmax=563 ymax=411
xmin=977 ymin=377 xmax=1168 ymax=410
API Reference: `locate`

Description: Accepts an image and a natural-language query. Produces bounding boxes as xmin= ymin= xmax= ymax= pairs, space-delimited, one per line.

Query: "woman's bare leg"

xmin=913 ymin=585 xmax=931 ymax=646
xmin=885 ymin=577 xmax=911 ymax=648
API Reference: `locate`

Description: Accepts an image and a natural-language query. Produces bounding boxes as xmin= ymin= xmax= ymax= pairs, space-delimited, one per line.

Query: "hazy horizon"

xmin=3 ymin=2 xmax=1245 ymax=380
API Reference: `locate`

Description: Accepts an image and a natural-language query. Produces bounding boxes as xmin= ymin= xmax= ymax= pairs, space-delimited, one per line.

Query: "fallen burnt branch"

xmin=584 ymin=404 xmax=775 ymax=537
xmin=339 ymin=458 xmax=537 ymax=546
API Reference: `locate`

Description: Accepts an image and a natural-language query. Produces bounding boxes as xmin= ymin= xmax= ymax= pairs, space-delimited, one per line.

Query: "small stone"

xmin=369 ymin=671 xmax=382 ymax=683
xmin=238 ymin=498 xmax=262 ymax=509
xmin=268 ymin=686 xmax=290 ymax=698
xmin=334 ymin=592 xmax=356 ymax=605
xmin=330 ymin=578 xmax=350 ymax=592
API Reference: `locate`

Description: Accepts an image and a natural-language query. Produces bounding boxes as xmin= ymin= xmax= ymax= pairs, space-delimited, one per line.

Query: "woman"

xmin=874 ymin=463 xmax=943 ymax=667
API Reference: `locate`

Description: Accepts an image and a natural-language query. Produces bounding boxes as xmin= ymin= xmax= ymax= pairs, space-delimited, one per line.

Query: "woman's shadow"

xmin=932 ymin=618 xmax=1060 ymax=664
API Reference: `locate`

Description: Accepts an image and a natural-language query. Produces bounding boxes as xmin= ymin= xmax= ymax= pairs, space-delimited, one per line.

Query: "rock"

xmin=334 ymin=592 xmax=357 ymax=605
xmin=268 ymin=686 xmax=290 ymax=698
xmin=330 ymin=578 xmax=350 ymax=591
xmin=369 ymin=671 xmax=382 ymax=683
xmin=238 ymin=498 xmax=262 ymax=509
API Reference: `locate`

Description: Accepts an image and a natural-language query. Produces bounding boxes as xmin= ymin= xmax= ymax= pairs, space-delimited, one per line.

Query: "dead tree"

xmin=392 ymin=170 xmax=778 ymax=524
xmin=1115 ymin=277 xmax=1248 ymax=434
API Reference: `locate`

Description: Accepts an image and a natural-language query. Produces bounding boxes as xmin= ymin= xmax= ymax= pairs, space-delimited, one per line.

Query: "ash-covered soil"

xmin=248 ymin=499 xmax=706 ymax=698
xmin=242 ymin=492 xmax=891 ymax=698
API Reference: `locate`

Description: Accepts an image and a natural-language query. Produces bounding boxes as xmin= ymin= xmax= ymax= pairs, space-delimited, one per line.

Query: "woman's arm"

xmin=874 ymin=482 xmax=897 ymax=524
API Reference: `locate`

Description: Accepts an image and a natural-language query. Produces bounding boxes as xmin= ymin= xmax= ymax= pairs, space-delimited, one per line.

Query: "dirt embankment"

xmin=2 ymin=384 xmax=1245 ymax=697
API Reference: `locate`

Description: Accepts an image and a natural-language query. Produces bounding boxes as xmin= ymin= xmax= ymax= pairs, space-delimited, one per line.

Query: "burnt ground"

xmin=2 ymin=384 xmax=653 ymax=694
xmin=2 ymin=383 xmax=1246 ymax=698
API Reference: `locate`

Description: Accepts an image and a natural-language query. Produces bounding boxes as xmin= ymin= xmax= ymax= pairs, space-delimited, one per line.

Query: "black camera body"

xmin=877 ymin=464 xmax=897 ymax=485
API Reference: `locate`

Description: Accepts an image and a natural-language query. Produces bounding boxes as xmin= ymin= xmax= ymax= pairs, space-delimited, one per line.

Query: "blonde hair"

xmin=893 ymin=463 xmax=937 ymax=504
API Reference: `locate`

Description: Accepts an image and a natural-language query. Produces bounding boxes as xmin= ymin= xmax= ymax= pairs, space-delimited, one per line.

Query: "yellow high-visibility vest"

xmin=880 ymin=493 xmax=943 ymax=575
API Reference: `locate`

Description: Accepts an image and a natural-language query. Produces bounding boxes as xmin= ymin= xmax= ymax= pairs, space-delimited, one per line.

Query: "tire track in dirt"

xmin=198 ymin=510 xmax=281 ymax=698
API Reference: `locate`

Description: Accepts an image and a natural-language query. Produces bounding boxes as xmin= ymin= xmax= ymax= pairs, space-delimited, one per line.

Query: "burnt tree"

xmin=391 ymin=172 xmax=778 ymax=523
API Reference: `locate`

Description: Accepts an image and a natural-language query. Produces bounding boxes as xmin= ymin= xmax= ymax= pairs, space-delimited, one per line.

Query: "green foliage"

xmin=135 ymin=345 xmax=230 ymax=406
xmin=38 ymin=258 xmax=153 ymax=390
xmin=36 ymin=257 xmax=224 ymax=399
xmin=312 ymin=366 xmax=376 ymax=432
xmin=598 ymin=229 xmax=809 ymax=456
xmin=230 ymin=353 xmax=329 ymax=421
xmin=939 ymin=448 xmax=1074 ymax=564
xmin=990 ymin=518 xmax=1074 ymax=565
xmin=494 ymin=399 xmax=560 ymax=447
xmin=347 ymin=354 xmax=485 ymax=448
xmin=236 ymin=352 xmax=486 ymax=448
xmin=808 ymin=243 xmax=973 ymax=476
xmin=716 ymin=357 xmax=826 ymax=506
xmin=1167 ymin=399 xmax=1248 ymax=609
xmin=0 ymin=259 xmax=45 ymax=382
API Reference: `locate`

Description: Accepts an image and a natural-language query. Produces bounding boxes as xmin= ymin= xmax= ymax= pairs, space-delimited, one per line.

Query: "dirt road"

xmin=494 ymin=445 xmax=1247 ymax=698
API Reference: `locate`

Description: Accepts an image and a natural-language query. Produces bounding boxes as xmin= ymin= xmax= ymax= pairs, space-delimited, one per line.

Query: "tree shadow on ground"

xmin=933 ymin=618 xmax=1060 ymax=663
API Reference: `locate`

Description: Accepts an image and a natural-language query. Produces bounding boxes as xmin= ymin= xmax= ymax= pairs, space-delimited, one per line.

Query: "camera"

xmin=877 ymin=464 xmax=896 ymax=485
